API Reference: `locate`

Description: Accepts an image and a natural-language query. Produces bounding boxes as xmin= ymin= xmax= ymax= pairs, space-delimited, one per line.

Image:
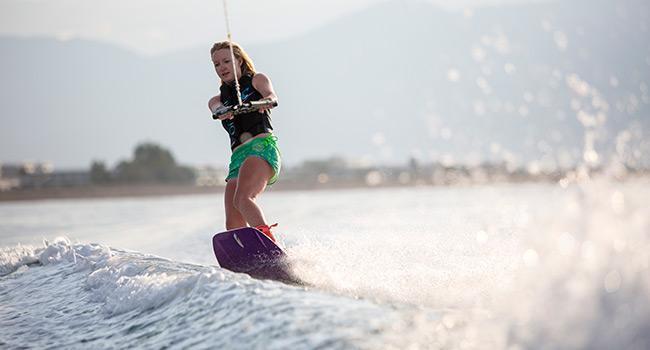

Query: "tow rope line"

xmin=222 ymin=0 xmax=242 ymax=106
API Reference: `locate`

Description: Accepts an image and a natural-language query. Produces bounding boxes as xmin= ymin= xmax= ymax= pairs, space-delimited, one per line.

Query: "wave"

xmin=2 ymin=180 xmax=649 ymax=349
xmin=0 ymin=238 xmax=442 ymax=349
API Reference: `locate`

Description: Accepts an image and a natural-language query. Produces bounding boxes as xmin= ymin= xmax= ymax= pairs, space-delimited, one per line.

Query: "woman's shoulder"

xmin=252 ymin=72 xmax=270 ymax=83
xmin=251 ymin=72 xmax=272 ymax=89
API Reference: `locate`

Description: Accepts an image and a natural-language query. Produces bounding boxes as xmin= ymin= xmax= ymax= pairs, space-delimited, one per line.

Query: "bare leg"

xmin=224 ymin=178 xmax=247 ymax=229
xmin=233 ymin=156 xmax=274 ymax=227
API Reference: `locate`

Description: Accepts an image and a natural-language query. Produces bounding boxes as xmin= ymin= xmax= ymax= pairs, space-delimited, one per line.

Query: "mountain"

xmin=1 ymin=0 xmax=649 ymax=170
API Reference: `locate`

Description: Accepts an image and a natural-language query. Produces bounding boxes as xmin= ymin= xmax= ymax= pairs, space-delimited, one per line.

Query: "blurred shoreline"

xmin=0 ymin=180 xmax=537 ymax=202
xmin=0 ymin=182 xmax=412 ymax=202
xmin=0 ymin=184 xmax=223 ymax=202
xmin=0 ymin=176 xmax=636 ymax=202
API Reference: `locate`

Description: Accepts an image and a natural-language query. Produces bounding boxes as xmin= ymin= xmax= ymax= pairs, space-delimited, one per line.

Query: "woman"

xmin=208 ymin=41 xmax=281 ymax=242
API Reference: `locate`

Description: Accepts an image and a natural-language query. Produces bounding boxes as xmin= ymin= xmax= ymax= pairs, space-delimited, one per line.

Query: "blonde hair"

xmin=210 ymin=41 xmax=256 ymax=78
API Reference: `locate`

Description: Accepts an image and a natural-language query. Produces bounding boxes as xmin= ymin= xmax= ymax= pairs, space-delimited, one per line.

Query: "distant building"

xmin=0 ymin=164 xmax=21 ymax=191
xmin=0 ymin=163 xmax=25 ymax=191
xmin=51 ymin=171 xmax=91 ymax=187
xmin=195 ymin=166 xmax=227 ymax=187
xmin=0 ymin=162 xmax=90 ymax=189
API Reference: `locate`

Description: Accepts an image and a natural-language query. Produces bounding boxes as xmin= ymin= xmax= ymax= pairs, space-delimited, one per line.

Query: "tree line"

xmin=90 ymin=143 xmax=195 ymax=185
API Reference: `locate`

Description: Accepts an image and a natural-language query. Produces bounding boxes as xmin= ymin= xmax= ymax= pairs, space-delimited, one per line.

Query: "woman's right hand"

xmin=209 ymin=95 xmax=234 ymax=120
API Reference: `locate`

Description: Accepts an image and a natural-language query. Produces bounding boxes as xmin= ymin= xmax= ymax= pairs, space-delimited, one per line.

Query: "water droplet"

xmin=566 ymin=74 xmax=590 ymax=96
xmin=577 ymin=110 xmax=598 ymax=128
xmin=471 ymin=45 xmax=486 ymax=62
xmin=476 ymin=77 xmax=491 ymax=94
xmin=518 ymin=105 xmax=529 ymax=117
xmin=442 ymin=314 xmax=456 ymax=329
xmin=581 ymin=240 xmax=596 ymax=265
xmin=317 ymin=173 xmax=329 ymax=184
xmin=571 ymin=99 xmax=582 ymax=111
xmin=371 ymin=132 xmax=385 ymax=146
xmin=613 ymin=239 xmax=627 ymax=253
xmin=494 ymin=33 xmax=510 ymax=54
xmin=611 ymin=191 xmax=625 ymax=214
xmin=365 ymin=171 xmax=383 ymax=186
xmin=440 ymin=128 xmax=452 ymax=140
xmin=558 ymin=178 xmax=570 ymax=188
xmin=523 ymin=92 xmax=535 ymax=103
xmin=440 ymin=154 xmax=455 ymax=167
xmin=558 ymin=232 xmax=576 ymax=255
xmin=447 ymin=69 xmax=461 ymax=82
xmin=554 ymin=30 xmax=568 ymax=51
xmin=604 ymin=270 xmax=622 ymax=293
xmin=523 ymin=249 xmax=539 ymax=267
xmin=583 ymin=149 xmax=599 ymax=164
xmin=474 ymin=100 xmax=486 ymax=116
xmin=476 ymin=230 xmax=488 ymax=244
xmin=481 ymin=35 xmax=493 ymax=46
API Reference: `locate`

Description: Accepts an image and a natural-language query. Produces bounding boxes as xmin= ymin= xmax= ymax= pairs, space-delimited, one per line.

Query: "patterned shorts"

xmin=226 ymin=134 xmax=281 ymax=185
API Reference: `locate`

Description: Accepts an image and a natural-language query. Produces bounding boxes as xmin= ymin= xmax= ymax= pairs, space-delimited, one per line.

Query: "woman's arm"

xmin=252 ymin=73 xmax=278 ymax=112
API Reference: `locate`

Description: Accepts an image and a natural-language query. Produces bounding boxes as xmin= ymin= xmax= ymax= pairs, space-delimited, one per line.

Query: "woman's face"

xmin=212 ymin=48 xmax=241 ymax=83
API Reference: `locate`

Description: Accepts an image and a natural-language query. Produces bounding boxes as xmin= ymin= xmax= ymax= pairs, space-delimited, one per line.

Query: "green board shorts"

xmin=226 ymin=134 xmax=282 ymax=185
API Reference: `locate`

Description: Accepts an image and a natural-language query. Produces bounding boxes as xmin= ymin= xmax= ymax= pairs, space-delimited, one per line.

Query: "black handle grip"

xmin=212 ymin=99 xmax=278 ymax=120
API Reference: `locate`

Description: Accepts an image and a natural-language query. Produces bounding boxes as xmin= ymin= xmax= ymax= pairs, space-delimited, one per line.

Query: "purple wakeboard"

xmin=212 ymin=227 xmax=303 ymax=285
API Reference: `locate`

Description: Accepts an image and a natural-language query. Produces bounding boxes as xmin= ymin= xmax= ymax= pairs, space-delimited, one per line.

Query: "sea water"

xmin=1 ymin=180 xmax=649 ymax=349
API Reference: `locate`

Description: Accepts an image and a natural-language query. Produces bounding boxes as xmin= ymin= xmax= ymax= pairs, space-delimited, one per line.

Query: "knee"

xmin=233 ymin=192 xmax=256 ymax=210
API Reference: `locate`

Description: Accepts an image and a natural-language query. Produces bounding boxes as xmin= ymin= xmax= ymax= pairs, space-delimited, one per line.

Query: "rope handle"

xmin=212 ymin=99 xmax=278 ymax=120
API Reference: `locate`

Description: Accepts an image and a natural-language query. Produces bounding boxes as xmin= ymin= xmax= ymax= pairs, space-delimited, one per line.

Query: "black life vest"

xmin=219 ymin=74 xmax=273 ymax=150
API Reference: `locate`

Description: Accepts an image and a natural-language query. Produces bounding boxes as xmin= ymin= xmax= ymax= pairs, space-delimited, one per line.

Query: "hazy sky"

xmin=1 ymin=0 xmax=547 ymax=55
xmin=2 ymin=0 xmax=647 ymax=170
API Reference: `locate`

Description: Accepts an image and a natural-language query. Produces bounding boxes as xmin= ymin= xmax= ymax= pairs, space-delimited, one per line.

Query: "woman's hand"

xmin=209 ymin=95 xmax=235 ymax=120
xmin=256 ymin=98 xmax=278 ymax=113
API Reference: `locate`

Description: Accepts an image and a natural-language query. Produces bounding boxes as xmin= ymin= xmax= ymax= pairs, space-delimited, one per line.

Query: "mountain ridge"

xmin=1 ymin=0 xmax=648 ymax=169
